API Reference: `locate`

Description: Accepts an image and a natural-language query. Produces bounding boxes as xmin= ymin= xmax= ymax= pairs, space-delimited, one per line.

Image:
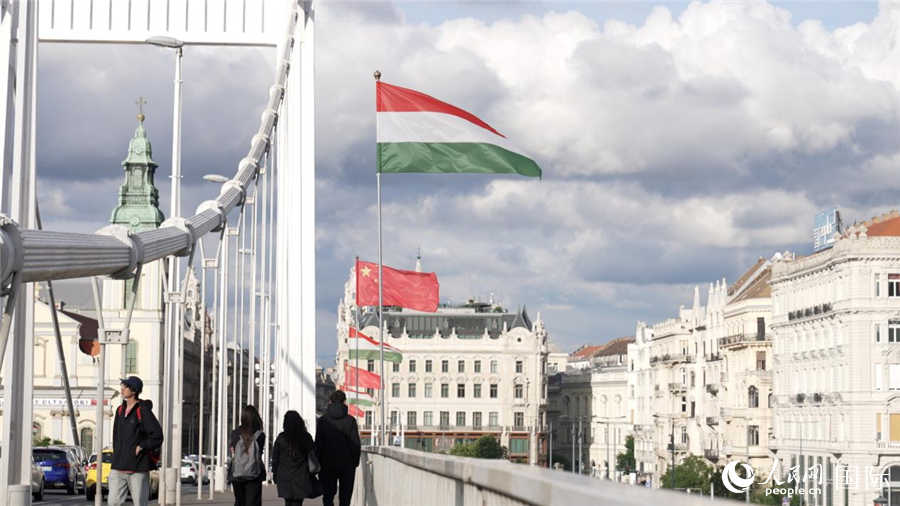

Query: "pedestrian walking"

xmin=229 ymin=405 xmax=266 ymax=506
xmin=272 ymin=410 xmax=321 ymax=505
xmin=315 ymin=390 xmax=361 ymax=506
xmin=108 ymin=376 xmax=163 ymax=506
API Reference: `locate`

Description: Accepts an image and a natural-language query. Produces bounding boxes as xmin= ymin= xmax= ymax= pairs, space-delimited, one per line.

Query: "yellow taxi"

xmin=85 ymin=449 xmax=159 ymax=500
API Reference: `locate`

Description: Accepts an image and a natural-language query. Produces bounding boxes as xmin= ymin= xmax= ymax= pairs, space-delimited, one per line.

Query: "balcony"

xmin=705 ymin=384 xmax=719 ymax=396
xmin=704 ymin=448 xmax=719 ymax=461
xmin=787 ymin=303 xmax=833 ymax=321
xmin=718 ymin=332 xmax=768 ymax=349
xmin=705 ymin=416 xmax=718 ymax=426
xmin=650 ymin=353 xmax=694 ymax=365
xmin=669 ymin=382 xmax=686 ymax=393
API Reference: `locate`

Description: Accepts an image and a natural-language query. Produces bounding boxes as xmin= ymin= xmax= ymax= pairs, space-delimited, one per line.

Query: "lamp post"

xmin=147 ymin=34 xmax=185 ymax=506
xmin=594 ymin=415 xmax=627 ymax=480
xmin=203 ymin=173 xmax=229 ymax=495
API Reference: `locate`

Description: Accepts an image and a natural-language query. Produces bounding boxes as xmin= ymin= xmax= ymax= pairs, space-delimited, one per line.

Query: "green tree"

xmin=616 ymin=435 xmax=636 ymax=474
xmin=662 ymin=455 xmax=715 ymax=491
xmin=448 ymin=436 xmax=504 ymax=459
xmin=33 ymin=437 xmax=64 ymax=447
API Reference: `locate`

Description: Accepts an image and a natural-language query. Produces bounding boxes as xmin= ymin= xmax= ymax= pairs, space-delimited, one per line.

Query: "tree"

xmin=33 ymin=437 xmax=65 ymax=447
xmin=448 ymin=435 xmax=503 ymax=459
xmin=616 ymin=435 xmax=636 ymax=474
xmin=662 ymin=455 xmax=715 ymax=491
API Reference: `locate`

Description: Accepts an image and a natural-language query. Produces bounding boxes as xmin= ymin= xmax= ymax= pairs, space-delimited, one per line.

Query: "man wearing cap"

xmin=108 ymin=376 xmax=163 ymax=506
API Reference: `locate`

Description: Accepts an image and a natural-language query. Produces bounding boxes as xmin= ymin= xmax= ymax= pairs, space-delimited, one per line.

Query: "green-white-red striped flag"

xmin=343 ymin=385 xmax=376 ymax=407
xmin=376 ymin=81 xmax=542 ymax=178
xmin=348 ymin=327 xmax=403 ymax=363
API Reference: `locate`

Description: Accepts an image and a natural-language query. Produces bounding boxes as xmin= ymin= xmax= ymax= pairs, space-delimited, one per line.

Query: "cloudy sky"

xmin=38 ymin=0 xmax=900 ymax=365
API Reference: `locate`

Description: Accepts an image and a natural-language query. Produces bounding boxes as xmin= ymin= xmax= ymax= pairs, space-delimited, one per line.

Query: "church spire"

xmin=110 ymin=100 xmax=165 ymax=232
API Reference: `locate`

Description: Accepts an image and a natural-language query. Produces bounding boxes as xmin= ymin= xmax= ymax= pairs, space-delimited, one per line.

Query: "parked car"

xmin=30 ymin=455 xmax=44 ymax=502
xmin=180 ymin=459 xmax=197 ymax=484
xmin=48 ymin=445 xmax=86 ymax=493
xmin=33 ymin=447 xmax=77 ymax=494
xmin=85 ymin=449 xmax=160 ymax=501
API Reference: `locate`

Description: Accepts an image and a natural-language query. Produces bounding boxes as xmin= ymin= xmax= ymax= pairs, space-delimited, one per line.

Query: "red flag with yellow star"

xmin=355 ymin=259 xmax=439 ymax=312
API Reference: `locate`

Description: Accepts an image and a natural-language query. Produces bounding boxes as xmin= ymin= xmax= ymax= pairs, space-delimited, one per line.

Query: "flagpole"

xmin=354 ymin=257 xmax=360 ymax=420
xmin=374 ymin=69 xmax=385 ymax=447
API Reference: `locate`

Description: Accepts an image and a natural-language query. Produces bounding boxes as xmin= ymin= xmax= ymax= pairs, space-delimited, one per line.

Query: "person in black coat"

xmin=315 ymin=390 xmax=361 ymax=506
xmin=272 ymin=411 xmax=316 ymax=506
xmin=229 ymin=405 xmax=266 ymax=506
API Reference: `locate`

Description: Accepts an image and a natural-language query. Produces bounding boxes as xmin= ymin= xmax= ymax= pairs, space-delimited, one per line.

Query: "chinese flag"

xmin=355 ymin=259 xmax=439 ymax=312
xmin=344 ymin=362 xmax=382 ymax=390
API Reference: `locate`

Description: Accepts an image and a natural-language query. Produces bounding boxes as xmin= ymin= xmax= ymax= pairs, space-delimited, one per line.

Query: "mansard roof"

xmin=359 ymin=305 xmax=533 ymax=339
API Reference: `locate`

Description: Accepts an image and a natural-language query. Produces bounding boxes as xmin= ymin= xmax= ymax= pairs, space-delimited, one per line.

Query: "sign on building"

xmin=813 ymin=209 xmax=842 ymax=252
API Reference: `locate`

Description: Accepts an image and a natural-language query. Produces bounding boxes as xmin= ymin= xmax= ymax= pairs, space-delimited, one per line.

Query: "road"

xmin=36 ymin=483 xmax=202 ymax=506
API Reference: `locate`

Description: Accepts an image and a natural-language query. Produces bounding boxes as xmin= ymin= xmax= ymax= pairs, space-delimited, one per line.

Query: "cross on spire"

xmin=135 ymin=96 xmax=147 ymax=122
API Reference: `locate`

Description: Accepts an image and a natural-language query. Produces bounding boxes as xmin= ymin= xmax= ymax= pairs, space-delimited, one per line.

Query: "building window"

xmin=681 ymin=426 xmax=688 ymax=444
xmin=681 ymin=396 xmax=687 ymax=413
xmin=125 ymin=341 xmax=138 ymax=374
xmin=393 ymin=362 xmax=400 ymax=372
xmin=424 ymin=383 xmax=433 ymax=398
xmin=490 ymin=360 xmax=498 ymax=373
xmin=441 ymin=360 xmax=449 ymax=373
xmin=878 ymin=325 xmax=882 ymax=343
xmin=390 ymin=410 xmax=398 ymax=426
xmin=457 ymin=384 xmax=465 ymax=398
xmin=690 ymin=401 xmax=695 ymax=418
xmin=690 ymin=371 xmax=695 ymax=387
xmin=514 ymin=412 xmax=524 ymax=428
xmin=80 ymin=428 xmax=93 ymax=455
xmin=456 ymin=412 xmax=466 ymax=427
xmin=406 ymin=411 xmax=417 ymax=427
xmin=877 ymin=273 xmax=882 ymax=296
xmin=473 ymin=384 xmax=482 ymax=398
xmin=423 ymin=411 xmax=433 ymax=426
xmin=490 ymin=384 xmax=498 ymax=398
xmin=458 ymin=360 xmax=465 ymax=373
xmin=748 ymin=425 xmax=759 ymax=446
xmin=440 ymin=411 xmax=450 ymax=428
xmin=392 ymin=383 xmax=400 ymax=398
xmin=749 ymin=386 xmax=759 ymax=408
xmin=890 ymin=320 xmax=900 ymax=342
xmin=891 ymin=274 xmax=900 ymax=297
xmin=489 ymin=412 xmax=499 ymax=427
xmin=473 ymin=412 xmax=482 ymax=429
xmin=409 ymin=360 xmax=416 ymax=373
xmin=441 ymin=384 xmax=449 ymax=398
xmin=367 ymin=360 xmax=375 ymax=372
xmin=425 ymin=359 xmax=432 ymax=372
xmin=365 ymin=411 xmax=373 ymax=427
xmin=756 ymin=351 xmax=766 ymax=371
xmin=515 ymin=360 xmax=523 ymax=373
xmin=474 ymin=360 xmax=481 ymax=373
xmin=408 ymin=383 xmax=417 ymax=398
xmin=514 ymin=384 xmax=523 ymax=399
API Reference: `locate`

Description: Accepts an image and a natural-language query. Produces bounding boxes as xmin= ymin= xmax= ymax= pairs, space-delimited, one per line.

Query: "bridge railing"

xmin=352 ymin=446 xmax=736 ymax=506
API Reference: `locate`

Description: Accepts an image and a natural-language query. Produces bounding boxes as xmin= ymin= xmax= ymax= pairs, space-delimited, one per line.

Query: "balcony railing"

xmin=787 ymin=303 xmax=833 ymax=321
xmin=704 ymin=448 xmax=719 ymax=461
xmin=669 ymin=382 xmax=686 ymax=393
xmin=651 ymin=353 xmax=695 ymax=365
xmin=718 ymin=332 xmax=767 ymax=348
xmin=705 ymin=416 xmax=718 ymax=426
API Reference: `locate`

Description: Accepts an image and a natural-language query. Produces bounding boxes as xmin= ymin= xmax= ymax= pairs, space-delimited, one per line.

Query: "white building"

xmin=335 ymin=266 xmax=550 ymax=464
xmin=770 ymin=211 xmax=900 ymax=506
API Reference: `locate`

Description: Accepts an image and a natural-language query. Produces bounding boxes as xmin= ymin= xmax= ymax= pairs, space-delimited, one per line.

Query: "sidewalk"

xmin=180 ymin=484 xmax=323 ymax=506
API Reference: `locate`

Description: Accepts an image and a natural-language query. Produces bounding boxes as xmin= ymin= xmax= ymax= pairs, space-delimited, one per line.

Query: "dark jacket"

xmin=111 ymin=399 xmax=163 ymax=472
xmin=271 ymin=432 xmax=315 ymax=500
xmin=228 ymin=429 xmax=266 ymax=482
xmin=315 ymin=403 xmax=361 ymax=470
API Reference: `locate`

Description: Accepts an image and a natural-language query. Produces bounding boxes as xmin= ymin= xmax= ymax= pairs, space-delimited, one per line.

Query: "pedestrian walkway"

xmin=180 ymin=484 xmax=323 ymax=506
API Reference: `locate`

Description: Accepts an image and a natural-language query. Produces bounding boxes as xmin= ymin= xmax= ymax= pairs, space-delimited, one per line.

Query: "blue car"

xmin=33 ymin=447 xmax=77 ymax=494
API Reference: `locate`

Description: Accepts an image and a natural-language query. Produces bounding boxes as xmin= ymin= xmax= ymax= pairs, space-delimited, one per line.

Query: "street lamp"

xmin=147 ymin=34 xmax=185 ymax=506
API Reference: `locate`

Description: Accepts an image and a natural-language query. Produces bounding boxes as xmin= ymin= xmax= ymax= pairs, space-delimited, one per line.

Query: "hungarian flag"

xmin=343 ymin=385 xmax=376 ymax=407
xmin=376 ymin=81 xmax=542 ymax=178
xmin=356 ymin=259 xmax=439 ymax=312
xmin=344 ymin=362 xmax=382 ymax=390
xmin=348 ymin=327 xmax=403 ymax=363
xmin=348 ymin=404 xmax=365 ymax=418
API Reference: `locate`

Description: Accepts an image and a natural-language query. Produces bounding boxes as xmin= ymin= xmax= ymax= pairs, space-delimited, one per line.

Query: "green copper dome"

xmin=110 ymin=112 xmax=165 ymax=232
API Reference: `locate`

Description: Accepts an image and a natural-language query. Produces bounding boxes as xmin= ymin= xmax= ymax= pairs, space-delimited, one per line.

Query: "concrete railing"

xmin=351 ymin=446 xmax=736 ymax=506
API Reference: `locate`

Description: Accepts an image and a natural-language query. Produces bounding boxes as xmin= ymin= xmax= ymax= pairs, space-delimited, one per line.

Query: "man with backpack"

xmin=315 ymin=390 xmax=361 ymax=506
xmin=109 ymin=376 xmax=163 ymax=506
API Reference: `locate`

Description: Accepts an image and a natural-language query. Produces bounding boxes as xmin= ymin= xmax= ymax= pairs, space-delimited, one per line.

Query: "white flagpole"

xmin=354 ymin=257 xmax=360 ymax=413
xmin=374 ymin=70 xmax=385 ymax=447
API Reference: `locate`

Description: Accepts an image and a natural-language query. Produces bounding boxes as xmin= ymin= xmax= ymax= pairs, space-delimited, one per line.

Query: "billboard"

xmin=813 ymin=209 xmax=842 ymax=252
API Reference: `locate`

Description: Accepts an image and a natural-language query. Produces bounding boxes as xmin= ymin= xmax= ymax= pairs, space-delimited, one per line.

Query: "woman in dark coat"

xmin=272 ymin=410 xmax=316 ymax=506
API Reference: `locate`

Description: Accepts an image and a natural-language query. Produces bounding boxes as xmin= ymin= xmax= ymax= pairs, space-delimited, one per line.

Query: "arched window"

xmin=80 ymin=428 xmax=94 ymax=455
xmin=749 ymin=386 xmax=759 ymax=408
xmin=883 ymin=465 xmax=900 ymax=505
xmin=767 ymin=392 xmax=773 ymax=408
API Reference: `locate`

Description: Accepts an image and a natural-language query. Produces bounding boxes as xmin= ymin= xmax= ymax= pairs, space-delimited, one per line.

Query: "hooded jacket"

xmin=315 ymin=403 xmax=361 ymax=470
xmin=111 ymin=399 xmax=163 ymax=472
